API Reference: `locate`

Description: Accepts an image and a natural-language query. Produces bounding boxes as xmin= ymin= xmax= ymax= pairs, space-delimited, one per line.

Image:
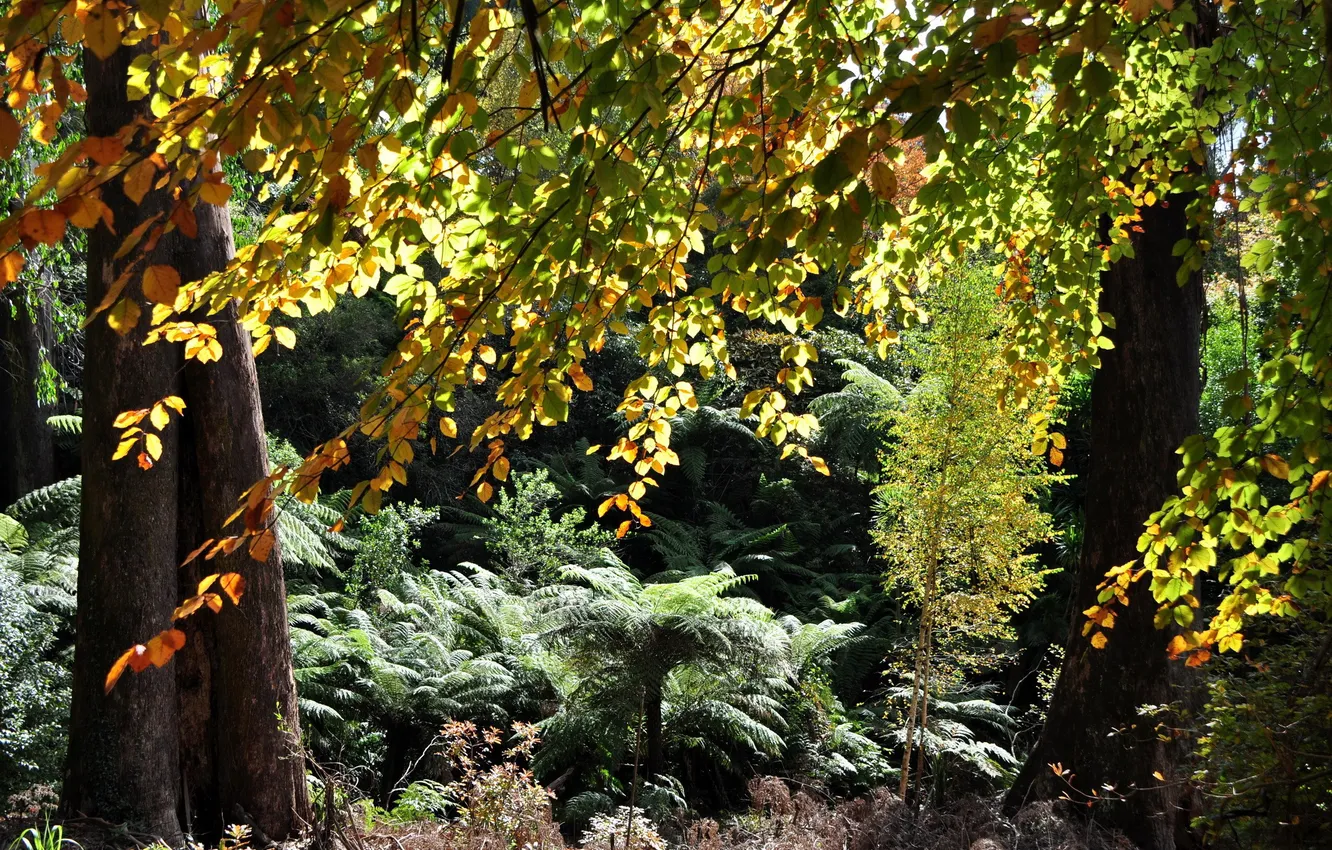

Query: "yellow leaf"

xmin=439 ymin=417 xmax=458 ymax=438
xmin=585 ymin=444 xmax=602 ymax=454
xmin=123 ymin=158 xmax=156 ymax=205
xmin=1050 ymin=432 xmax=1067 ymax=450
xmin=1090 ymin=631 xmax=1108 ymax=649
xmin=493 ymin=456 xmax=510 ymax=481
xmin=83 ymin=4 xmax=124 ymax=59
xmin=142 ymin=265 xmax=180 ymax=306
xmin=477 ymin=481 xmax=494 ymax=502
xmin=164 ymin=395 xmax=186 ymax=413
xmin=112 ymin=437 xmax=137 ymax=460
xmin=1152 ymin=771 xmax=1165 ymax=781
xmin=144 ymin=432 xmax=163 ymax=460
xmin=200 ymin=178 xmax=232 ymax=206
xmin=150 ymin=403 xmax=169 ymax=430
xmin=809 ymin=455 xmax=830 ymax=476
xmin=274 ymin=326 xmax=296 ymax=348
xmin=113 ymin=409 xmax=148 ymax=428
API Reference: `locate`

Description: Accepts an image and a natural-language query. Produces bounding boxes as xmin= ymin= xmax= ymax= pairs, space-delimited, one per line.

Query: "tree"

xmin=537 ymin=563 xmax=789 ymax=783
xmin=3 ymin=0 xmax=1331 ymax=830
xmin=62 ymin=36 xmax=308 ymax=840
xmin=874 ymin=274 xmax=1055 ymax=802
xmin=1003 ymin=198 xmax=1205 ymax=847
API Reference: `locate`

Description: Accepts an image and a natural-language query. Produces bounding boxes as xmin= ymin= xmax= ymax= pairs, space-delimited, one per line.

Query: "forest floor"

xmin=353 ymin=784 xmax=1135 ymax=850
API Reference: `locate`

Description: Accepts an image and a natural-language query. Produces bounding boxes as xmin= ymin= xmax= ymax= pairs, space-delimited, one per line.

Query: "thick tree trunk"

xmin=181 ymin=294 xmax=310 ymax=838
xmin=1004 ymin=201 xmax=1204 ymax=850
xmin=65 ymin=35 xmax=308 ymax=843
xmin=0 ymin=287 xmax=55 ymax=507
xmin=64 ymin=43 xmax=184 ymax=841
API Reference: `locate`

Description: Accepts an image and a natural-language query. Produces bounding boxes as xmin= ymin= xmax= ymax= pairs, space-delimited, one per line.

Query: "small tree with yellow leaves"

xmin=874 ymin=270 xmax=1058 ymax=801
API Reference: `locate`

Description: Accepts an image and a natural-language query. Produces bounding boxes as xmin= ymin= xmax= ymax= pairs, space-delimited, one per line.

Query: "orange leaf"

xmin=219 ymin=572 xmax=246 ymax=605
xmin=20 ymin=210 xmax=66 ymax=246
xmin=105 ymin=646 xmax=138 ymax=693
xmin=1090 ymin=631 xmax=1108 ymax=649
xmin=0 ymin=250 xmax=24 ymax=286
xmin=1311 ymin=469 xmax=1329 ymax=492
xmin=1050 ymin=447 xmax=1065 ymax=467
xmin=171 ymin=201 xmax=198 ymax=239
xmin=85 ymin=136 xmax=125 ymax=166
xmin=143 ymin=628 xmax=187 ymax=667
xmin=248 ymin=528 xmax=275 ymax=562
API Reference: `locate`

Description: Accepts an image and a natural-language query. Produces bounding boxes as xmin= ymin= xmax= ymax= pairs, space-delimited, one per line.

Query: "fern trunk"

xmin=1003 ymin=198 xmax=1204 ymax=849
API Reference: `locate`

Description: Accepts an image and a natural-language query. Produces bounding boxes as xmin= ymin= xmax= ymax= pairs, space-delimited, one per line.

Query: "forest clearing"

xmin=0 ymin=0 xmax=1328 ymax=846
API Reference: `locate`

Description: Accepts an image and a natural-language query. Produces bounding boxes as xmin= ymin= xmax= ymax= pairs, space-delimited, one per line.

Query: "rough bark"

xmin=180 ymin=289 xmax=309 ymax=836
xmin=65 ymin=34 xmax=309 ymax=842
xmin=0 ymin=286 xmax=55 ymax=507
xmin=1004 ymin=200 xmax=1204 ymax=850
xmin=64 ymin=41 xmax=184 ymax=841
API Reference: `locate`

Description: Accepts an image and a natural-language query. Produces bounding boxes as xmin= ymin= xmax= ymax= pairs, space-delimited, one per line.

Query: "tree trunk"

xmin=180 ymin=287 xmax=309 ymax=838
xmin=0 ymin=286 xmax=55 ymax=507
xmin=1004 ymin=200 xmax=1204 ymax=850
xmin=64 ymin=41 xmax=184 ymax=841
xmin=65 ymin=34 xmax=309 ymax=842
xmin=645 ymin=681 xmax=665 ymax=781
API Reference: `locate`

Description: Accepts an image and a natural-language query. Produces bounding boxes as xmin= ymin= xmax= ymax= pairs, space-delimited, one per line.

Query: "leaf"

xmin=105 ymin=647 xmax=139 ymax=693
xmin=0 ymin=251 xmax=24 ymax=286
xmin=1121 ymin=0 xmax=1155 ymax=21
xmin=1311 ymin=469 xmax=1330 ymax=492
xmin=112 ymin=438 xmax=137 ymax=460
xmin=1050 ymin=447 xmax=1065 ymax=467
xmin=439 ymin=417 xmax=458 ymax=438
xmin=123 ymin=158 xmax=156 ymax=205
xmin=249 ymin=528 xmax=276 ymax=562
xmin=20 ymin=210 xmax=66 ymax=246
xmin=85 ymin=136 xmax=126 ymax=166
xmin=164 ymin=395 xmax=186 ymax=414
xmin=219 ymin=572 xmax=246 ymax=604
xmin=200 ymin=178 xmax=232 ymax=206
xmin=113 ymin=409 xmax=148 ymax=428
xmin=84 ymin=4 xmax=124 ymax=60
xmin=274 ymin=326 xmax=296 ymax=348
xmin=143 ymin=628 xmax=187 ymax=667
xmin=144 ymin=433 xmax=163 ymax=460
xmin=1261 ymin=454 xmax=1290 ymax=480
xmin=142 ymin=265 xmax=181 ymax=306
xmin=1090 ymin=631 xmax=1108 ymax=649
